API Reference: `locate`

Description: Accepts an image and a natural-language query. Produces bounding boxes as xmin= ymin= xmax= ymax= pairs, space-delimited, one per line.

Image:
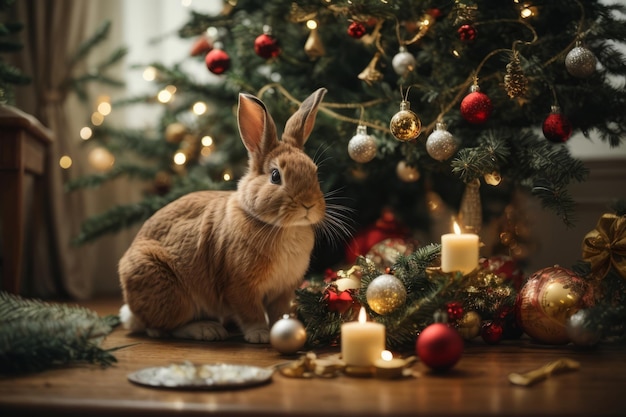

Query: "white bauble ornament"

xmin=391 ymin=46 xmax=416 ymax=76
xmin=270 ymin=315 xmax=307 ymax=354
xmin=425 ymin=122 xmax=458 ymax=161
xmin=565 ymin=45 xmax=597 ymax=78
xmin=348 ymin=125 xmax=377 ymax=163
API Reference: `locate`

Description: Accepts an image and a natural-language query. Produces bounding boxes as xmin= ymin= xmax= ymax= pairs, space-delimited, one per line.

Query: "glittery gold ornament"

xmin=425 ymin=121 xmax=458 ymax=161
xmin=348 ymin=125 xmax=377 ymax=163
xmin=458 ymin=178 xmax=482 ymax=234
xmin=396 ymin=160 xmax=420 ymax=182
xmin=366 ymin=274 xmax=407 ymax=315
xmin=457 ymin=311 xmax=481 ymax=340
xmin=565 ymin=44 xmax=597 ymax=79
xmin=270 ymin=314 xmax=307 ymax=354
xmin=390 ymin=100 xmax=421 ymax=141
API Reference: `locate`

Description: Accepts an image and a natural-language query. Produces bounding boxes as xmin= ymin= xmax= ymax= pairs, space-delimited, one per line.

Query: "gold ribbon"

xmin=582 ymin=213 xmax=626 ymax=280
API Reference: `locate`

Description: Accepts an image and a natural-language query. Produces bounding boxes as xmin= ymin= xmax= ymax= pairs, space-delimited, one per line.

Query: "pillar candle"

xmin=341 ymin=307 xmax=385 ymax=367
xmin=441 ymin=222 xmax=479 ymax=274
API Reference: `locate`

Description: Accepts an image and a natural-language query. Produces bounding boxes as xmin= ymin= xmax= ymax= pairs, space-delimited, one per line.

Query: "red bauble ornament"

xmin=481 ymin=320 xmax=503 ymax=345
xmin=205 ymin=48 xmax=231 ymax=75
xmin=460 ymin=87 xmax=492 ymax=124
xmin=416 ymin=323 xmax=464 ymax=372
xmin=458 ymin=24 xmax=477 ymax=42
xmin=446 ymin=302 xmax=464 ymax=323
xmin=190 ymin=36 xmax=213 ymax=57
xmin=542 ymin=106 xmax=572 ymax=143
xmin=254 ymin=33 xmax=281 ymax=59
xmin=347 ymin=22 xmax=366 ymax=39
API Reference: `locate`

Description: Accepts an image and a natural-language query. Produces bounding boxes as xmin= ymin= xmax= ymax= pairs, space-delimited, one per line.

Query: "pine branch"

xmin=69 ymin=20 xmax=112 ymax=67
xmin=64 ymin=163 xmax=160 ymax=192
xmin=0 ymin=292 xmax=120 ymax=374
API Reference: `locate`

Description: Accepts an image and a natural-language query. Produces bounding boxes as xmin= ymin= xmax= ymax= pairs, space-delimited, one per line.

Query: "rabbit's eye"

xmin=270 ymin=168 xmax=281 ymax=184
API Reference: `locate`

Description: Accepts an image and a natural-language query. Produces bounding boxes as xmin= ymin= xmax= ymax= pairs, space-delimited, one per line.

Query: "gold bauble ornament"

xmin=390 ymin=100 xmax=421 ymax=141
xmin=366 ymin=274 xmax=407 ymax=315
xmin=396 ymin=160 xmax=420 ymax=182
xmin=88 ymin=147 xmax=115 ymax=172
xmin=270 ymin=314 xmax=307 ymax=355
xmin=457 ymin=311 xmax=481 ymax=340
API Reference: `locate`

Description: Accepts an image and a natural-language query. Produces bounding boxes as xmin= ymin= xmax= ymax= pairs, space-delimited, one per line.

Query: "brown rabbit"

xmin=119 ymin=88 xmax=337 ymax=343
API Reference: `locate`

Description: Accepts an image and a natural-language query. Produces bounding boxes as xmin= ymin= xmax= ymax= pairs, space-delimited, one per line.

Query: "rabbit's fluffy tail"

xmin=119 ymin=304 xmax=146 ymax=332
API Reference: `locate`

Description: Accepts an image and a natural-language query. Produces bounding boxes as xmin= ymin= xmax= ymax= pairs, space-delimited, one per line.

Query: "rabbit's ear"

xmin=283 ymin=88 xmax=327 ymax=149
xmin=238 ymin=93 xmax=279 ymax=170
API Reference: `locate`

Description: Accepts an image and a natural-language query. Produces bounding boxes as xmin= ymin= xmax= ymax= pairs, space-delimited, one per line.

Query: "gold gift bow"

xmin=582 ymin=213 xmax=626 ymax=280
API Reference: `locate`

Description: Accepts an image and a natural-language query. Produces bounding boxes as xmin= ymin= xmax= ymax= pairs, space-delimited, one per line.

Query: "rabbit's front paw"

xmin=244 ymin=327 xmax=270 ymax=344
xmin=171 ymin=321 xmax=229 ymax=341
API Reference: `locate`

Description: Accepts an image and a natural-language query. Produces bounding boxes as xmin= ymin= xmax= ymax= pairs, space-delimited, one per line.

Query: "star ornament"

xmin=582 ymin=213 xmax=626 ymax=280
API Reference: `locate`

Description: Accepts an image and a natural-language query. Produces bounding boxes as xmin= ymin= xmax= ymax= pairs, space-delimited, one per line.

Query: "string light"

xmin=142 ymin=66 xmax=157 ymax=81
xmin=157 ymin=85 xmax=177 ymax=104
xmin=97 ymin=101 xmax=112 ymax=116
xmin=223 ymin=171 xmax=232 ymax=181
xmin=173 ymin=152 xmax=187 ymax=165
xmin=79 ymin=127 xmax=93 ymax=140
xmin=201 ymin=135 xmax=213 ymax=147
xmin=306 ymin=20 xmax=317 ymax=30
xmin=192 ymin=101 xmax=207 ymax=115
xmin=91 ymin=112 xmax=104 ymax=126
xmin=59 ymin=155 xmax=72 ymax=169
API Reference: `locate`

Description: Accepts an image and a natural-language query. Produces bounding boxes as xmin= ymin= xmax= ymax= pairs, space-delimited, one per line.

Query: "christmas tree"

xmin=69 ymin=0 xmax=626 ymax=274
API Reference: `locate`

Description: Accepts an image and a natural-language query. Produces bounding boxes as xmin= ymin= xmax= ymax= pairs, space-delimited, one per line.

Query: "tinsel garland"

xmin=295 ymin=243 xmax=518 ymax=350
xmin=0 ymin=292 xmax=121 ymax=374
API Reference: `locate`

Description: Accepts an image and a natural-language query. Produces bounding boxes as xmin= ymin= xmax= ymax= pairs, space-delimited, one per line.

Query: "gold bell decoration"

xmin=304 ymin=22 xmax=325 ymax=59
xmin=358 ymin=52 xmax=383 ymax=85
xmin=458 ymin=178 xmax=482 ymax=234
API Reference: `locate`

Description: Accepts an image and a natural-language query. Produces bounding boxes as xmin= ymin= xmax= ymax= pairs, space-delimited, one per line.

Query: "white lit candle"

xmin=374 ymin=350 xmax=406 ymax=379
xmin=341 ymin=307 xmax=385 ymax=367
xmin=441 ymin=222 xmax=479 ymax=274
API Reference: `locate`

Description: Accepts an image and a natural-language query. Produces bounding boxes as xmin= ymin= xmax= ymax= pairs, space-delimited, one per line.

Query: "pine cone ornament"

xmin=504 ymin=52 xmax=528 ymax=99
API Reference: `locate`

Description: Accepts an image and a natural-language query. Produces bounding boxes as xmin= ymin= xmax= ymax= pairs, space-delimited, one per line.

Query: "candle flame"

xmin=358 ymin=307 xmax=367 ymax=323
xmin=453 ymin=221 xmax=461 ymax=235
xmin=381 ymin=350 xmax=393 ymax=361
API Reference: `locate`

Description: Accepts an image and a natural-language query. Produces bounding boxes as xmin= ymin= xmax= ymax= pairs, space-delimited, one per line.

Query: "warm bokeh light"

xmin=223 ymin=171 xmax=232 ymax=181
xmin=88 ymin=147 xmax=115 ymax=171
xmin=142 ymin=66 xmax=157 ymax=81
xmin=201 ymin=135 xmax=213 ymax=147
xmin=192 ymin=101 xmax=207 ymax=115
xmin=173 ymin=152 xmax=187 ymax=165
xmin=59 ymin=155 xmax=72 ymax=169
xmin=306 ymin=20 xmax=317 ymax=30
xmin=91 ymin=112 xmax=104 ymax=126
xmin=97 ymin=101 xmax=112 ymax=116
xmin=79 ymin=127 xmax=93 ymax=140
xmin=157 ymin=89 xmax=173 ymax=103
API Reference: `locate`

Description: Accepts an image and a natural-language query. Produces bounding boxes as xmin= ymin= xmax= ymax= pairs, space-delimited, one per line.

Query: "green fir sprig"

xmin=0 ymin=292 xmax=121 ymax=374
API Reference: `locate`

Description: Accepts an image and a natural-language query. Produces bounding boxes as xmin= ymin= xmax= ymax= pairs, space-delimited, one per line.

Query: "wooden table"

xmin=0 ymin=105 xmax=53 ymax=293
xmin=0 ymin=298 xmax=625 ymax=416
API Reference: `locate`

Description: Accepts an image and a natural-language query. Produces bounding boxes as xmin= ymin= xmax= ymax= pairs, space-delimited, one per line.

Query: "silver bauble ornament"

xmin=565 ymin=45 xmax=597 ymax=78
xmin=270 ymin=314 xmax=307 ymax=354
xmin=566 ymin=309 xmax=601 ymax=347
xmin=396 ymin=160 xmax=420 ymax=182
xmin=390 ymin=100 xmax=421 ymax=141
xmin=366 ymin=274 xmax=407 ymax=315
xmin=426 ymin=121 xmax=459 ymax=161
xmin=391 ymin=46 xmax=416 ymax=76
xmin=348 ymin=125 xmax=377 ymax=163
